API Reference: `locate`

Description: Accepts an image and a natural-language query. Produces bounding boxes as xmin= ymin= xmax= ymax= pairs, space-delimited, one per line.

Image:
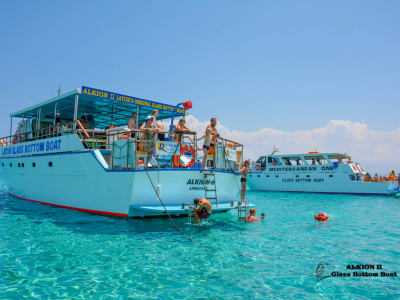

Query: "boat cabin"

xmin=1 ymin=86 xmax=243 ymax=172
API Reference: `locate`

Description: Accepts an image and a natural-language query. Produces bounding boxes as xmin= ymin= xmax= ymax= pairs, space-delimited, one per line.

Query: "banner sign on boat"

xmin=81 ymin=86 xmax=185 ymax=114
xmin=225 ymin=148 xmax=237 ymax=162
xmin=156 ymin=141 xmax=180 ymax=156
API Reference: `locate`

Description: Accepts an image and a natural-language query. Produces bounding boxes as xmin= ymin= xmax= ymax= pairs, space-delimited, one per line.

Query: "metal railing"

xmin=0 ymin=123 xmax=244 ymax=172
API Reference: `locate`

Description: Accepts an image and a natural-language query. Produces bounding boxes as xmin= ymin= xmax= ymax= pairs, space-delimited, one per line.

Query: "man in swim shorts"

xmin=201 ymin=118 xmax=219 ymax=170
xmin=189 ymin=197 xmax=212 ymax=224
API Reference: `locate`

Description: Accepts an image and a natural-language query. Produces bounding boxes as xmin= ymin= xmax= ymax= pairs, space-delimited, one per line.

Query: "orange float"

xmin=315 ymin=212 xmax=328 ymax=221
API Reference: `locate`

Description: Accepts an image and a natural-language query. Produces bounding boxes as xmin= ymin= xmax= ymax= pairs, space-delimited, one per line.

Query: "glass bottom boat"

xmin=0 ymin=87 xmax=244 ymax=217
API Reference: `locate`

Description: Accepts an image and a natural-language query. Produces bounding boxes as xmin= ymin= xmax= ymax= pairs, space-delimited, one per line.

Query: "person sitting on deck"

xmin=189 ymin=197 xmax=212 ymax=224
xmin=174 ymin=118 xmax=190 ymax=141
xmin=363 ymin=173 xmax=371 ymax=182
xmin=373 ymin=174 xmax=379 ymax=182
xmin=87 ymin=115 xmax=96 ymax=130
xmin=157 ymin=122 xmax=166 ymax=141
xmin=389 ymin=170 xmax=396 ymax=182
xmin=296 ymin=158 xmax=300 ymax=165
xmin=311 ymin=159 xmax=316 ymax=165
xmin=245 ymin=208 xmax=265 ymax=223
xmin=141 ymin=116 xmax=159 ymax=167
xmin=80 ymin=115 xmax=88 ymax=129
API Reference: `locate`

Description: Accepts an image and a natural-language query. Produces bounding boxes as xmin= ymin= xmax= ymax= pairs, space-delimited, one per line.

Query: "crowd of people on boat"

xmin=363 ymin=170 xmax=399 ymax=183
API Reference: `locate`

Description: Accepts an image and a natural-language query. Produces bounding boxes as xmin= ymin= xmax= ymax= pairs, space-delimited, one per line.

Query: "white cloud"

xmin=185 ymin=115 xmax=400 ymax=174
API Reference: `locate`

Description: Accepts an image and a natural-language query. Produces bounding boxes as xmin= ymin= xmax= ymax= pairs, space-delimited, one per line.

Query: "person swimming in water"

xmin=240 ymin=160 xmax=250 ymax=205
xmin=245 ymin=208 xmax=265 ymax=223
xmin=189 ymin=197 xmax=212 ymax=224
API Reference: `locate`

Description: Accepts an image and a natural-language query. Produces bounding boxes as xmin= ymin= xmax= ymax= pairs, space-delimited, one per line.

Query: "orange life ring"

xmin=315 ymin=212 xmax=328 ymax=221
xmin=255 ymin=164 xmax=261 ymax=171
xmin=174 ymin=145 xmax=195 ymax=168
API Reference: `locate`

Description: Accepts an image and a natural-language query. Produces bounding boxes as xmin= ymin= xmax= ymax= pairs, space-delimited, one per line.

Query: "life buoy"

xmin=12 ymin=136 xmax=19 ymax=144
xmin=255 ymin=164 xmax=261 ymax=171
xmin=173 ymin=144 xmax=195 ymax=168
xmin=315 ymin=212 xmax=328 ymax=221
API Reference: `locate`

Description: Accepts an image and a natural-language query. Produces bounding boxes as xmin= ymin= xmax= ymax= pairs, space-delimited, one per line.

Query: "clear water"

xmin=0 ymin=173 xmax=399 ymax=299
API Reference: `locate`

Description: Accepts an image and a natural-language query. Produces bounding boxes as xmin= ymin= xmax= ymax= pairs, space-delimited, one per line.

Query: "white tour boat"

xmin=0 ymin=86 xmax=244 ymax=217
xmin=247 ymin=152 xmax=398 ymax=195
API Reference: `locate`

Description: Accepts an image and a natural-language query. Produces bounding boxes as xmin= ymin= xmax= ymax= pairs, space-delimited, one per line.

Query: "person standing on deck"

xmin=128 ymin=112 xmax=137 ymax=137
xmin=240 ymin=160 xmax=250 ymax=205
xmin=200 ymin=118 xmax=219 ymax=170
xmin=141 ymin=116 xmax=159 ymax=167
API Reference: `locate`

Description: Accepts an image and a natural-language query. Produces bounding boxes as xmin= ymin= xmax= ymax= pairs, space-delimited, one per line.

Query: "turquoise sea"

xmin=0 ymin=173 xmax=399 ymax=299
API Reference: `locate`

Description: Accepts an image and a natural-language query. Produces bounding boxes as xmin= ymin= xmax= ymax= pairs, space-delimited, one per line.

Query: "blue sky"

xmin=0 ymin=0 xmax=399 ymax=137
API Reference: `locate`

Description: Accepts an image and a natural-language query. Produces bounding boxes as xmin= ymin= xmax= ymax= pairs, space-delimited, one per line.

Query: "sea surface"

xmin=0 ymin=173 xmax=399 ymax=299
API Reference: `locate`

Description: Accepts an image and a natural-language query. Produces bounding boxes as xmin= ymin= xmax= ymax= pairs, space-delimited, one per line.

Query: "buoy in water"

xmin=315 ymin=212 xmax=328 ymax=221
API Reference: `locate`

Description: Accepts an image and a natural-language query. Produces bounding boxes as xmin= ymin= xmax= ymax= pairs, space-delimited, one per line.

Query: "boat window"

xmin=257 ymin=175 xmax=260 ymax=177
xmin=22 ymin=163 xmax=24 ymax=167
xmin=306 ymin=175 xmax=310 ymax=178
xmin=18 ymin=163 xmax=20 ymax=167
xmin=304 ymin=155 xmax=328 ymax=165
xmin=32 ymin=162 xmax=36 ymax=167
xmin=9 ymin=163 xmax=12 ymax=167
xmin=260 ymin=156 xmax=267 ymax=171
xmin=329 ymin=175 xmax=333 ymax=177
xmin=275 ymin=175 xmax=279 ymax=177
xmin=1 ymin=163 xmax=3 ymax=167
xmin=283 ymin=157 xmax=305 ymax=166
xmin=296 ymin=175 xmax=299 ymax=177
xmin=249 ymin=175 xmax=253 ymax=177
xmin=349 ymin=174 xmax=356 ymax=181
xmin=266 ymin=175 xmax=269 ymax=177
xmin=269 ymin=157 xmax=281 ymax=166
xmin=48 ymin=162 xmax=53 ymax=167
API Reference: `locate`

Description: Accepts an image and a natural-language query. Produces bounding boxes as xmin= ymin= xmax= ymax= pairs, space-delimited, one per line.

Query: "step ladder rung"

xmin=205 ymin=189 xmax=216 ymax=192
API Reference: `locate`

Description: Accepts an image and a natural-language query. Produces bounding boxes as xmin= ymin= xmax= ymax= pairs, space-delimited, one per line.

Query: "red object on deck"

xmin=183 ymin=100 xmax=192 ymax=111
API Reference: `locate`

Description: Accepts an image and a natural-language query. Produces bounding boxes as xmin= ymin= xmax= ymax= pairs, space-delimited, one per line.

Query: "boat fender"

xmin=314 ymin=212 xmax=328 ymax=221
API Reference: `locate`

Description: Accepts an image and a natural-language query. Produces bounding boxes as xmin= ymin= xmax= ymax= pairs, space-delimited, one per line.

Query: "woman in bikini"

xmin=240 ymin=160 xmax=250 ymax=205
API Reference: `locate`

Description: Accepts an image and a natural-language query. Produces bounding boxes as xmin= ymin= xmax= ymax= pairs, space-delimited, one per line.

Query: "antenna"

xmin=57 ymin=83 xmax=62 ymax=96
xmin=270 ymin=145 xmax=279 ymax=155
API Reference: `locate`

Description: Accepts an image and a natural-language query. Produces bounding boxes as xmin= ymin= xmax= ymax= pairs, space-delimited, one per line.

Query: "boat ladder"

xmin=203 ymin=172 xmax=218 ymax=207
xmin=237 ymin=201 xmax=248 ymax=222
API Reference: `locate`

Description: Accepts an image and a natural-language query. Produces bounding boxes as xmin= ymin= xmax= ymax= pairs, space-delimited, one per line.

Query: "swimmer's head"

xmin=250 ymin=208 xmax=256 ymax=215
xmin=193 ymin=198 xmax=200 ymax=206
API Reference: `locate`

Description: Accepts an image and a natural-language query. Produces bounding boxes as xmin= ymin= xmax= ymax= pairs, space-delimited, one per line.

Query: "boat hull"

xmin=1 ymin=151 xmax=241 ymax=217
xmin=247 ymin=172 xmax=394 ymax=195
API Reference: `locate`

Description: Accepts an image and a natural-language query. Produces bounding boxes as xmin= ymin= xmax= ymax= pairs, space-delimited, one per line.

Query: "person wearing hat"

xmin=141 ymin=116 xmax=159 ymax=167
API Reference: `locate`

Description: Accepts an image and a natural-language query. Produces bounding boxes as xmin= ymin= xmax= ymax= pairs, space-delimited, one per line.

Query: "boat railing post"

xmin=73 ymin=93 xmax=79 ymax=131
xmin=126 ymin=138 xmax=130 ymax=168
xmin=9 ymin=117 xmax=13 ymax=144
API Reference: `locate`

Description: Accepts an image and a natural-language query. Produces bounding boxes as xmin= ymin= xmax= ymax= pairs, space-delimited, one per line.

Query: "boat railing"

xmin=0 ymin=124 xmax=75 ymax=146
xmin=0 ymin=123 xmax=243 ymax=172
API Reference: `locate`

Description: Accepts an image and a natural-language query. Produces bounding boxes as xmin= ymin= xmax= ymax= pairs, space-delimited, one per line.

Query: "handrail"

xmin=75 ymin=120 xmax=90 ymax=138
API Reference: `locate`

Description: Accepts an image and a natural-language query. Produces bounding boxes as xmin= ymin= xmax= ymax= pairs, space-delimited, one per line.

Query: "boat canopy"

xmin=9 ymin=86 xmax=186 ymax=128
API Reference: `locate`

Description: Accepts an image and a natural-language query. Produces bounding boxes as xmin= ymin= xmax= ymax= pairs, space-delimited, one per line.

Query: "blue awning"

xmin=10 ymin=86 xmax=186 ymax=128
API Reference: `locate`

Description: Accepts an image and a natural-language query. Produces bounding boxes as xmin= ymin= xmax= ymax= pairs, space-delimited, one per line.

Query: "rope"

xmin=143 ymin=167 xmax=213 ymax=253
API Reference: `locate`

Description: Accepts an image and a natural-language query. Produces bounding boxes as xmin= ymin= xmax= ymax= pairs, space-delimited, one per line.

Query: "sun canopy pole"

xmin=36 ymin=108 xmax=41 ymax=131
xmin=73 ymin=94 xmax=79 ymax=130
xmin=9 ymin=117 xmax=13 ymax=143
xmin=136 ymin=105 xmax=139 ymax=129
xmin=53 ymin=102 xmax=57 ymax=126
